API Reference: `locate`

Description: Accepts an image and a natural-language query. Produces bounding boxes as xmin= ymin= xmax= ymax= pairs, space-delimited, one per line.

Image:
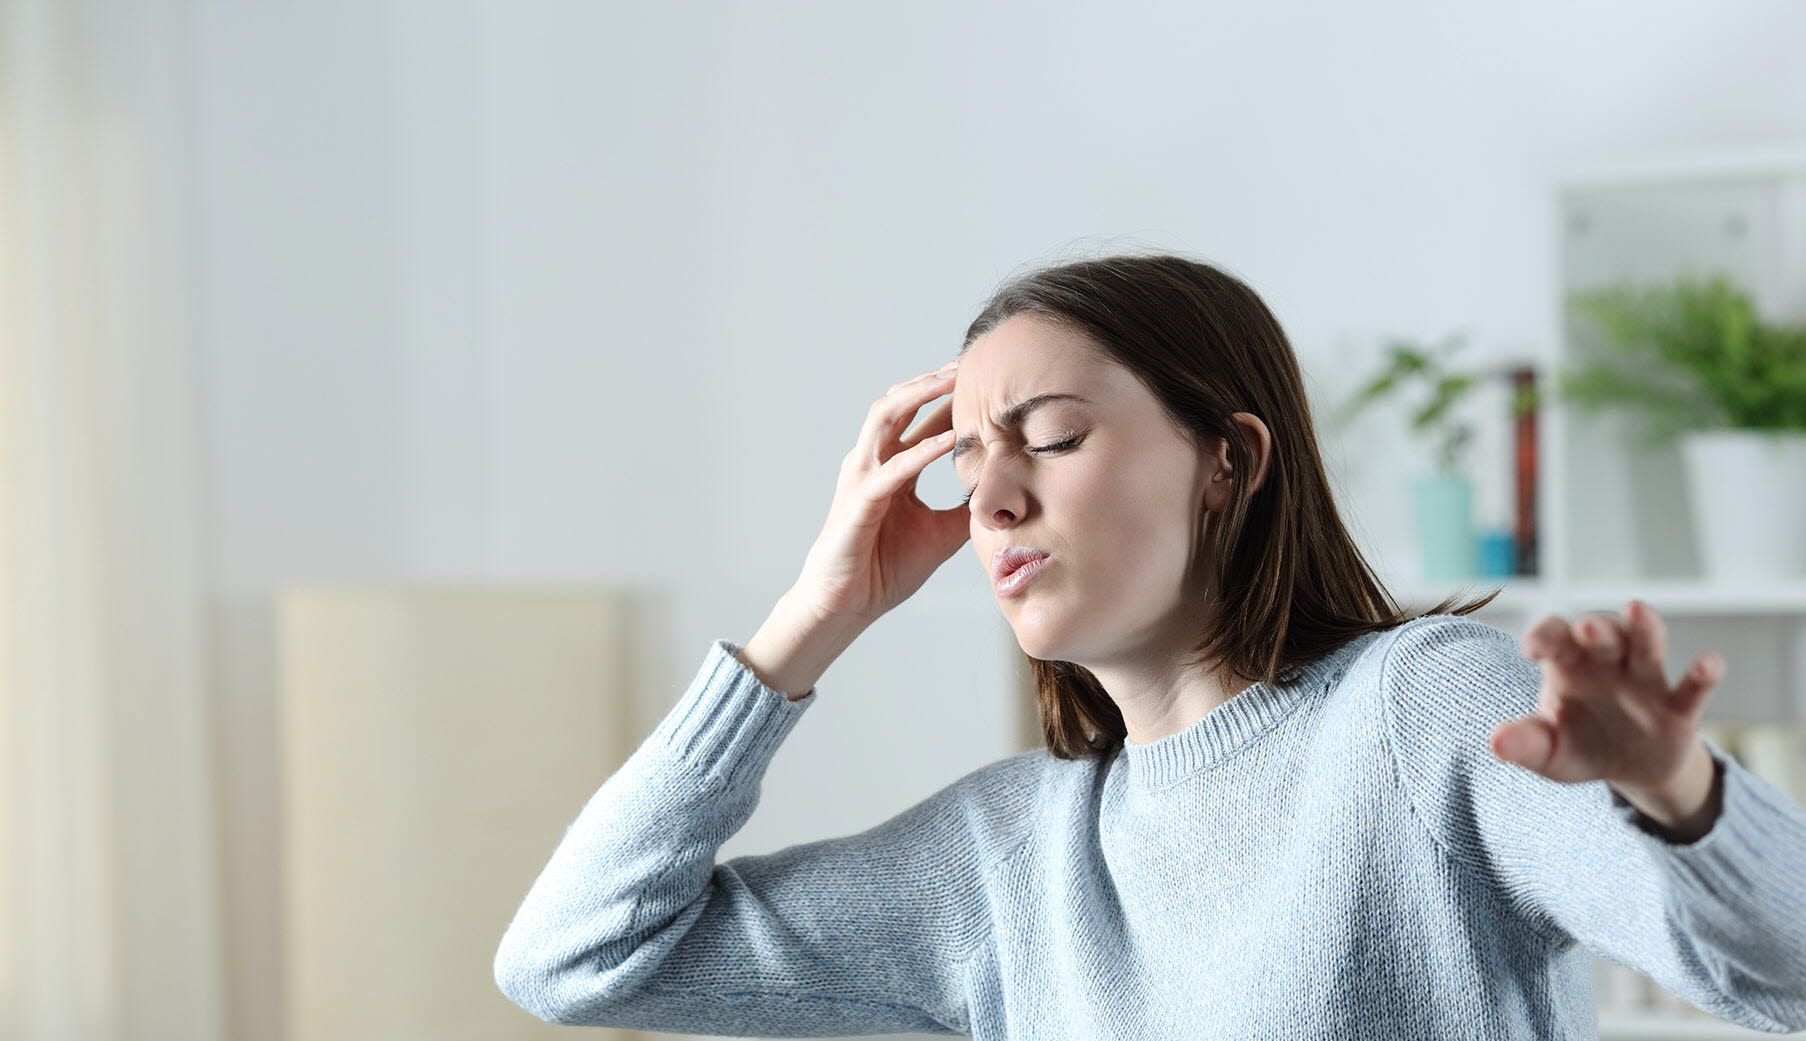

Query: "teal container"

xmin=1477 ymin=527 xmax=1516 ymax=577
xmin=1413 ymin=472 xmax=1477 ymax=580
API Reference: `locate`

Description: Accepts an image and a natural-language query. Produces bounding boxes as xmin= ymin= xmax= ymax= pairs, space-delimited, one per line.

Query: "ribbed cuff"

xmin=638 ymin=638 xmax=817 ymax=792
xmin=1607 ymin=737 xmax=1804 ymax=870
xmin=1606 ymin=741 xmax=1806 ymax=1033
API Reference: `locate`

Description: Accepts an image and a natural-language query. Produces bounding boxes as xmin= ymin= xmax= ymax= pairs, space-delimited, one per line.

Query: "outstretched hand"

xmin=1491 ymin=601 xmax=1724 ymax=837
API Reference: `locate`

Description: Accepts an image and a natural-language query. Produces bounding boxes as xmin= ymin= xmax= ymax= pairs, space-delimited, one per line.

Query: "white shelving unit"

xmin=1597 ymin=1014 xmax=1803 ymax=1041
xmin=1395 ymin=146 xmax=1806 ymax=1041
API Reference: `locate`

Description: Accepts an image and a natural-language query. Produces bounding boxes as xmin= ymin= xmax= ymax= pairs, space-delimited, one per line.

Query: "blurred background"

xmin=5 ymin=2 xmax=1806 ymax=1040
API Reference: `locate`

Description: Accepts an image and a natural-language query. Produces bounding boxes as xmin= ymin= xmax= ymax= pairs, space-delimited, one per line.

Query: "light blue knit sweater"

xmin=492 ymin=612 xmax=1806 ymax=1038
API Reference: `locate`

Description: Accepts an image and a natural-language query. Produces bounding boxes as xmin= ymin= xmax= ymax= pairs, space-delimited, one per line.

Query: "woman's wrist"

xmin=736 ymin=592 xmax=870 ymax=701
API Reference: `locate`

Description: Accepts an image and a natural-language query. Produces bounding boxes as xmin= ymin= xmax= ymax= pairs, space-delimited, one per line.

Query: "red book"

xmin=1510 ymin=365 xmax=1539 ymax=577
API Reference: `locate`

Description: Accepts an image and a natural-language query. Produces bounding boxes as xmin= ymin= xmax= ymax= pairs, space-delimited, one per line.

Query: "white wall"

xmin=191 ymin=2 xmax=1806 ymax=1039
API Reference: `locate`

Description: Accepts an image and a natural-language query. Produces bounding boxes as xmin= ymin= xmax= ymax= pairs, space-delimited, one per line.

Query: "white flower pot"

xmin=1677 ymin=429 xmax=1806 ymax=580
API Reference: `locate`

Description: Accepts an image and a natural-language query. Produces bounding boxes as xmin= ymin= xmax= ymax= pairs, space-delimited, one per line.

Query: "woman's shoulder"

xmin=1370 ymin=611 xmax=1542 ymax=747
xmin=1377 ymin=612 xmax=1528 ymax=688
xmin=1347 ymin=611 xmax=1524 ymax=694
xmin=1308 ymin=613 xmax=1526 ymax=735
xmin=1386 ymin=610 xmax=1515 ymax=643
xmin=946 ymin=745 xmax=1066 ymax=817
xmin=927 ymin=744 xmax=1106 ymax=865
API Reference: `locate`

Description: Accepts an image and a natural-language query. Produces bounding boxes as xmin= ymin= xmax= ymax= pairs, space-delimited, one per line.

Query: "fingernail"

xmin=936 ymin=359 xmax=960 ymax=374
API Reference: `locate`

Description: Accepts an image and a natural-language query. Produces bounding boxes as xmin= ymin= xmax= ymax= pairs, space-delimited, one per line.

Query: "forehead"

xmin=952 ymin=314 xmax=1111 ymax=427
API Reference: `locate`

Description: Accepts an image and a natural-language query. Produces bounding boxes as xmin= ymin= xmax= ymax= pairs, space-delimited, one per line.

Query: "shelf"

xmin=1391 ymin=578 xmax=1806 ymax=616
xmin=1600 ymin=1011 xmax=1806 ymax=1040
xmin=1387 ymin=581 xmax=1806 ymax=723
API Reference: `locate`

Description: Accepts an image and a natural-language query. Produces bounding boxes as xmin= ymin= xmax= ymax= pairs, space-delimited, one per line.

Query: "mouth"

xmin=993 ymin=554 xmax=1052 ymax=597
xmin=992 ymin=546 xmax=1052 ymax=583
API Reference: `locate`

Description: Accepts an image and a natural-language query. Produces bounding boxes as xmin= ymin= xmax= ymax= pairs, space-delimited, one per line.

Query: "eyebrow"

xmin=950 ymin=393 xmax=1094 ymax=461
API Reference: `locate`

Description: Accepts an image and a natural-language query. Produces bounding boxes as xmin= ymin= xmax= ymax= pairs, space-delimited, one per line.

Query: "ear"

xmin=1234 ymin=412 xmax=1273 ymax=495
xmin=1204 ymin=412 xmax=1273 ymax=511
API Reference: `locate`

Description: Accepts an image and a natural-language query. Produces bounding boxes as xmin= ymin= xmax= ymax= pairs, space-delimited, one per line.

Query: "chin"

xmin=1004 ymin=608 xmax=1076 ymax=661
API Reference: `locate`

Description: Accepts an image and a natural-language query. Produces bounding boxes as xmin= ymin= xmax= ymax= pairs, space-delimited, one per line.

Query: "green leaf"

xmin=1411 ymin=373 xmax=1474 ymax=430
xmin=1331 ymin=343 xmax=1435 ymax=428
xmin=1560 ymin=274 xmax=1806 ymax=436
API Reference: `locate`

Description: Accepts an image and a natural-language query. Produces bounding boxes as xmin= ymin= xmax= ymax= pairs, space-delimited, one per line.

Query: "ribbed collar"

xmin=1118 ymin=632 xmax=1379 ymax=790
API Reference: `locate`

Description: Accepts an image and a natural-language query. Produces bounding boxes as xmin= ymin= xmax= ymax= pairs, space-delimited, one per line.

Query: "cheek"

xmin=1064 ymin=458 xmax=1196 ymax=559
xmin=1057 ymin=472 xmax=1196 ymax=621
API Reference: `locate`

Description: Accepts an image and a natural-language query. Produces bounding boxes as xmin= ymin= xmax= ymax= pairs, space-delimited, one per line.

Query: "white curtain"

xmin=0 ymin=1 xmax=227 ymax=1039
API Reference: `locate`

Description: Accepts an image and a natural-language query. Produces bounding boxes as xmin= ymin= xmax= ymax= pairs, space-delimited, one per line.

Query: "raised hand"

xmin=786 ymin=357 xmax=971 ymax=627
xmin=1492 ymin=600 xmax=1725 ymax=838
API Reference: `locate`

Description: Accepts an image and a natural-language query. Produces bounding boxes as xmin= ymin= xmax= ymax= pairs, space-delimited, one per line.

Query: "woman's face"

xmin=950 ymin=314 xmax=1227 ymax=667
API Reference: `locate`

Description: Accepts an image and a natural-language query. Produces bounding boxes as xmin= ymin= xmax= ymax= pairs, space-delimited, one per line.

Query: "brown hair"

xmin=958 ymin=251 xmax=1502 ymax=760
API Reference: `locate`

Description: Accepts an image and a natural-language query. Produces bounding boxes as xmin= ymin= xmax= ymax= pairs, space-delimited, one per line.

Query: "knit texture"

xmin=493 ymin=612 xmax=1806 ymax=1038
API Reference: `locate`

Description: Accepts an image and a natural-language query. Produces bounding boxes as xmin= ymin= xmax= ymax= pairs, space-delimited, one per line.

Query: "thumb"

xmin=937 ymin=507 xmax=972 ymax=553
xmin=1490 ymin=717 xmax=1556 ymax=772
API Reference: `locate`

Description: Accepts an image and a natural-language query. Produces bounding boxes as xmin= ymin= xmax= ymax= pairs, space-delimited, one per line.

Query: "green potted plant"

xmin=1554 ymin=273 xmax=1806 ymax=579
xmin=1330 ymin=331 xmax=1522 ymax=580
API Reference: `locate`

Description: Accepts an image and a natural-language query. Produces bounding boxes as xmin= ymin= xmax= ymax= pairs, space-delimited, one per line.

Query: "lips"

xmin=992 ymin=546 xmax=1052 ymax=582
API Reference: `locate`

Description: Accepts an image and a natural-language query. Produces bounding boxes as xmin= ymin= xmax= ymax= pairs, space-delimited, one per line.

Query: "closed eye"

xmin=959 ymin=435 xmax=1083 ymax=506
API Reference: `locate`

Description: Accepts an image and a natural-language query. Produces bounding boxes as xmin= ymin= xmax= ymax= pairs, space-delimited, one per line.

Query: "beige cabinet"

xmin=276 ymin=585 xmax=641 ymax=1041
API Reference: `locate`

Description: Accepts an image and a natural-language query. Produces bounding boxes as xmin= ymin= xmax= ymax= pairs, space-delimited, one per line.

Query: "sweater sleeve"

xmin=491 ymin=637 xmax=1001 ymax=1036
xmin=1379 ymin=613 xmax=1806 ymax=1034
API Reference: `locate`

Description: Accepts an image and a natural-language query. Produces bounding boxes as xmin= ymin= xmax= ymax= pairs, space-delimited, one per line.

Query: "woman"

xmin=492 ymin=253 xmax=1806 ymax=1038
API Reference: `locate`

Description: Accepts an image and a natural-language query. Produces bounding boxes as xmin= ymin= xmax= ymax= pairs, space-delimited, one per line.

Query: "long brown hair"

xmin=959 ymin=251 xmax=1502 ymax=760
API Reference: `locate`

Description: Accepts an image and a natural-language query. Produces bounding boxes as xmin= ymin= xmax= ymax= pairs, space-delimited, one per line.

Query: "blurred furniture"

xmin=276 ymin=584 xmax=642 ymax=1041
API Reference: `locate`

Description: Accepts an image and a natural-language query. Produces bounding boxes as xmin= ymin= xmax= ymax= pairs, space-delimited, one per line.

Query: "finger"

xmin=1572 ymin=611 xmax=1625 ymax=669
xmin=866 ymin=428 xmax=957 ymax=502
xmin=1521 ymin=616 xmax=1584 ymax=670
xmin=899 ymin=397 xmax=953 ymax=449
xmin=1519 ymin=616 xmax=1554 ymax=659
xmin=1624 ymin=599 xmax=1667 ymax=686
xmin=1490 ymin=716 xmax=1557 ymax=774
xmin=1668 ymin=651 xmax=1724 ymax=719
xmin=934 ymin=501 xmax=974 ymax=545
xmin=859 ymin=365 xmax=959 ymax=467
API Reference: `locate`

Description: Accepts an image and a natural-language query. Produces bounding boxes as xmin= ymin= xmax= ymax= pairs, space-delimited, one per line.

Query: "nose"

xmin=965 ymin=451 xmax=1033 ymax=528
xmin=970 ymin=482 xmax=1023 ymax=529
